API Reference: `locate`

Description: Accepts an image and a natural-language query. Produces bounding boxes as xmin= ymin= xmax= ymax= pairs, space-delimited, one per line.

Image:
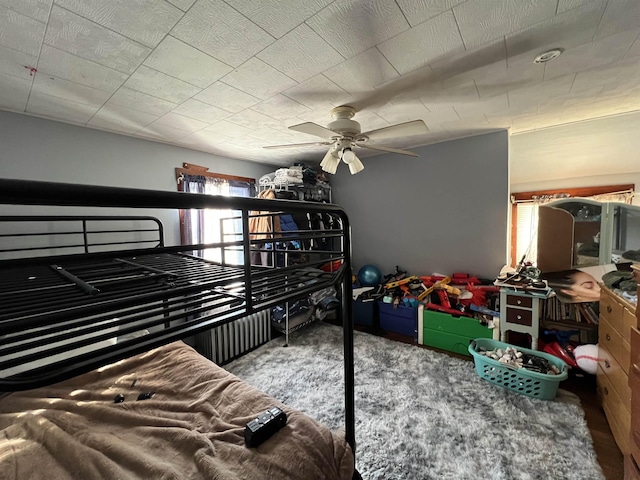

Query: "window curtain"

xmin=181 ymin=174 xmax=254 ymax=264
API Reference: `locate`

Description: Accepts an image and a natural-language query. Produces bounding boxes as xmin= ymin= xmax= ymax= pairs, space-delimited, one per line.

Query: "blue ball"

xmin=357 ymin=264 xmax=382 ymax=287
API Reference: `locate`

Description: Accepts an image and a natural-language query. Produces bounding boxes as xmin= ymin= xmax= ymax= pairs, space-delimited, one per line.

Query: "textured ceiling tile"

xmin=571 ymin=57 xmax=640 ymax=92
xmin=55 ymin=0 xmax=182 ymax=48
xmin=45 ymin=6 xmax=150 ymax=74
xmin=220 ymin=57 xmax=297 ymax=100
xmin=205 ymin=119 xmax=257 ymax=139
xmin=0 ymin=0 xmax=52 ymax=22
xmin=544 ymin=29 xmax=640 ymax=81
xmin=226 ymin=108 xmax=282 ymax=130
xmin=418 ymin=103 xmax=460 ymax=124
xmin=422 ymin=79 xmax=479 ymax=105
xmin=32 ymin=73 xmax=112 ymax=107
xmin=155 ymin=111 xmax=209 ymax=132
xmin=179 ymin=130 xmax=230 ymax=149
xmin=378 ymin=11 xmax=465 ymax=74
xmin=89 ymin=103 xmax=158 ymax=132
xmin=306 ymin=0 xmax=409 ymax=58
xmin=0 ymin=70 xmax=31 ymax=110
xmin=505 ymin=0 xmax=605 ymax=67
xmin=138 ymin=122 xmax=192 ymax=140
xmin=474 ymin=61 xmax=544 ymax=98
xmin=251 ymin=94 xmax=311 ymax=121
xmin=225 ymin=0 xmax=332 ymax=38
xmin=595 ymin=0 xmax=640 ymax=40
xmin=0 ymin=45 xmax=37 ymax=80
xmin=395 ymin=0 xmax=466 ymax=27
xmin=195 ymin=81 xmax=260 ymax=113
xmin=324 ymin=48 xmax=398 ymax=94
xmin=557 ymin=0 xmax=598 ymax=14
xmin=173 ymin=98 xmax=230 ymax=124
xmin=453 ymin=93 xmax=510 ymax=119
xmin=166 ymin=0 xmax=195 ymax=11
xmin=454 ymin=0 xmax=558 ymax=48
xmin=282 ymin=74 xmax=351 ymax=111
xmin=171 ymin=0 xmax=274 ymax=68
xmin=108 ymin=87 xmax=178 ymax=116
xmin=628 ymin=33 xmax=640 ymax=58
xmin=38 ymin=45 xmax=127 ymax=93
xmin=124 ymin=65 xmax=200 ymax=104
xmin=26 ymin=91 xmax=99 ymax=123
xmin=373 ymin=100 xmax=431 ymax=124
xmin=508 ymin=73 xmax=575 ymax=110
xmin=0 ymin=6 xmax=45 ymax=57
xmin=257 ymin=23 xmax=343 ymax=83
xmin=144 ymin=36 xmax=231 ymax=88
xmin=429 ymin=39 xmax=506 ymax=85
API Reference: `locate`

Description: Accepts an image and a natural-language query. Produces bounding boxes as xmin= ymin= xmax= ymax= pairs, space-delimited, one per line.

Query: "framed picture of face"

xmin=540 ymin=264 xmax=618 ymax=303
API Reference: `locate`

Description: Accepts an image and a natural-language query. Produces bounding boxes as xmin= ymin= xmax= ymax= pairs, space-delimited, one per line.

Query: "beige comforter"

xmin=0 ymin=342 xmax=354 ymax=480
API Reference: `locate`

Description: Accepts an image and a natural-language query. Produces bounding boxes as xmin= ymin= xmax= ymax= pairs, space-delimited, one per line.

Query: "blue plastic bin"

xmin=378 ymin=301 xmax=417 ymax=336
xmin=353 ymin=299 xmax=376 ymax=326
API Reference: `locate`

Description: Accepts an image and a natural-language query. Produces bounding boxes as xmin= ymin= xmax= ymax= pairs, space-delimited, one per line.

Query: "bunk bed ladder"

xmin=195 ymin=310 xmax=271 ymax=365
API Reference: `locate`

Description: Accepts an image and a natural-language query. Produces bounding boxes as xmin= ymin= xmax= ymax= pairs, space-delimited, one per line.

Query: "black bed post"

xmin=339 ymin=212 xmax=356 ymax=456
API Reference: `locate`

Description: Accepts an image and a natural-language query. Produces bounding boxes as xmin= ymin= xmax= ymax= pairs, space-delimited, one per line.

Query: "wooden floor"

xmin=358 ymin=325 xmax=624 ymax=479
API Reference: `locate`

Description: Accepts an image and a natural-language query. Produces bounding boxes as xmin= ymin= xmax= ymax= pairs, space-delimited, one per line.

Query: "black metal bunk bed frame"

xmin=0 ymin=178 xmax=355 ymax=454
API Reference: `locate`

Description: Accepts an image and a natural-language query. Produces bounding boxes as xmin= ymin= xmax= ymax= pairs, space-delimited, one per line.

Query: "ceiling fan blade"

xmin=359 ymin=120 xmax=428 ymax=142
xmin=356 ymin=144 xmax=419 ymax=157
xmin=288 ymin=122 xmax=337 ymax=139
xmin=263 ymin=141 xmax=332 ymax=150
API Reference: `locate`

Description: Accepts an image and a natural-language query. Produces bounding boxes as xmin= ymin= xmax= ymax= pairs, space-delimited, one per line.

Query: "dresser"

xmin=597 ymin=286 xmax=634 ymax=458
xmin=626 ymin=284 xmax=640 ymax=478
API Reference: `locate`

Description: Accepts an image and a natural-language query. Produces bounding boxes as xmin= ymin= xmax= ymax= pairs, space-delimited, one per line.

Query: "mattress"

xmin=0 ymin=342 xmax=354 ymax=480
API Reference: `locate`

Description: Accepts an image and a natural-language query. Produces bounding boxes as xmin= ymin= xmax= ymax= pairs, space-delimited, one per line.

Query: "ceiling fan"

xmin=263 ymin=106 xmax=428 ymax=175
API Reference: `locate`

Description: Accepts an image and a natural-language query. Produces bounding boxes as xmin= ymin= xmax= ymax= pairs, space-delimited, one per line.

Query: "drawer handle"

xmin=604 ymin=359 xmax=610 ymax=369
xmin=516 ymin=299 xmax=522 ymax=305
xmin=516 ymin=315 xmax=522 ymax=320
xmin=607 ymin=305 xmax=612 ymax=313
xmin=606 ymin=333 xmax=611 ymax=341
xmin=603 ymin=386 xmax=609 ymax=396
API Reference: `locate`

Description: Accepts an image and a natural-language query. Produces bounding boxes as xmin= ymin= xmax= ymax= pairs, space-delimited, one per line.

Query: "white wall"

xmin=330 ymin=130 xmax=510 ymax=280
xmin=0 ymin=111 xmax=278 ymax=244
xmin=510 ymin=111 xmax=640 ymax=206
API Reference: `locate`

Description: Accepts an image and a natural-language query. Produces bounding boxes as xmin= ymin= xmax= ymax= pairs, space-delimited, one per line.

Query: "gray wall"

xmin=0 ymin=111 xmax=277 ymax=244
xmin=330 ymin=131 xmax=509 ymax=280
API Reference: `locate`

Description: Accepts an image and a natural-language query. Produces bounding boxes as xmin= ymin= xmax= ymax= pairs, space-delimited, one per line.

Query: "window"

xmin=176 ymin=163 xmax=255 ymax=265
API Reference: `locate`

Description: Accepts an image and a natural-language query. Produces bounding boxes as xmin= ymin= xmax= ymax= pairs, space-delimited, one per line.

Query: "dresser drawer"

xmin=624 ymin=307 xmax=636 ymax=343
xmin=631 ymin=327 xmax=640 ymax=375
xmin=600 ymin=342 xmax=632 ymax=410
xmin=601 ymin=289 xmax=624 ymax=331
xmin=505 ymin=295 xmax=532 ymax=308
xmin=505 ymin=307 xmax=532 ymax=326
xmin=601 ymin=316 xmax=625 ymax=369
xmin=599 ymin=365 xmax=631 ymax=454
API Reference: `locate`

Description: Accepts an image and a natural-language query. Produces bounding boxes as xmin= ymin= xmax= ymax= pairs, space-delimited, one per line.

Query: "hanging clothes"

xmin=249 ymin=189 xmax=281 ymax=265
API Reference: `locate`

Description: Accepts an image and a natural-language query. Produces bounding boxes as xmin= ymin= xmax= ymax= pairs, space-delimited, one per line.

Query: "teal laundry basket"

xmin=469 ymin=338 xmax=568 ymax=400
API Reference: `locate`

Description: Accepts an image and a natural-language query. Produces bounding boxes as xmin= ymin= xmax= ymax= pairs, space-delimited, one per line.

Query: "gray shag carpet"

xmin=226 ymin=322 xmax=605 ymax=480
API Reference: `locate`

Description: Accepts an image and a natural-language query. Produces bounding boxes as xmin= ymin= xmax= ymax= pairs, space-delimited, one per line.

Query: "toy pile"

xmin=352 ymin=264 xmax=500 ymax=328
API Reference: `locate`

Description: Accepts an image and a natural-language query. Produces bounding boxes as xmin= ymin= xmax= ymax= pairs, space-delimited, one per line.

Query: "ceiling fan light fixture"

xmin=348 ymin=156 xmax=365 ymax=175
xmin=320 ymin=148 xmax=340 ymax=174
xmin=341 ymin=148 xmax=364 ymax=174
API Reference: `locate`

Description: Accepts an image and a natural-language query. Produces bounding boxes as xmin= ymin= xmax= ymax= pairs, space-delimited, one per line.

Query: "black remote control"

xmin=244 ymin=407 xmax=287 ymax=448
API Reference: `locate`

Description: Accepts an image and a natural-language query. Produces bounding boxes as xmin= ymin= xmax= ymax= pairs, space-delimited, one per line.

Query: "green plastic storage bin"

xmin=468 ymin=338 xmax=568 ymax=400
xmin=421 ymin=309 xmax=492 ymax=356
